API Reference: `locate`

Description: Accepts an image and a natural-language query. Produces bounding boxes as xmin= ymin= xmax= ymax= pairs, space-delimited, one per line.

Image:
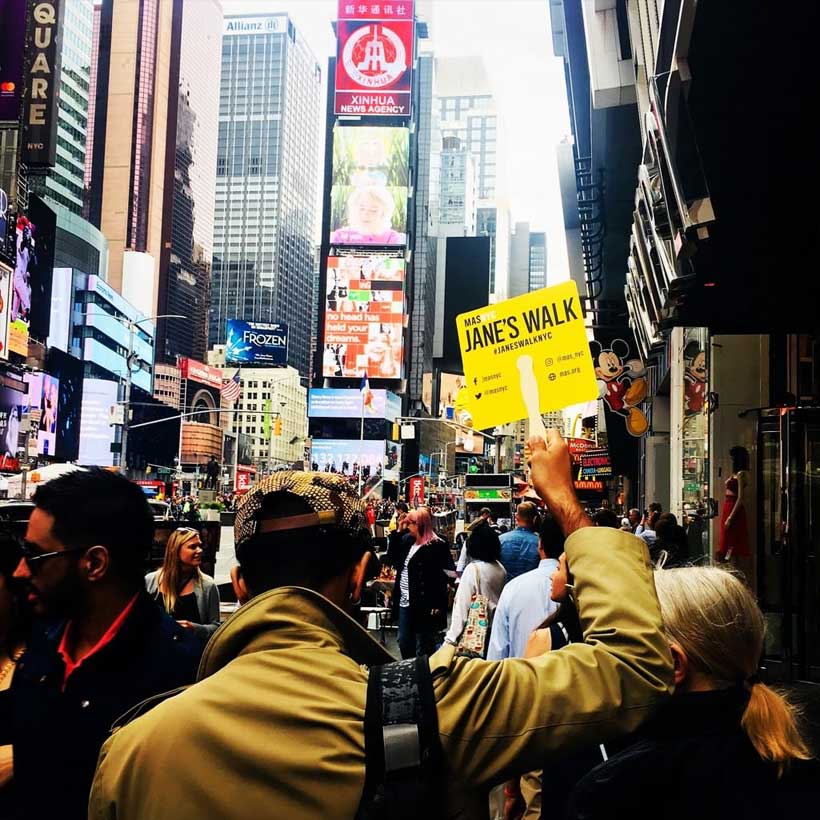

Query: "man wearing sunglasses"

xmin=0 ymin=468 xmax=201 ymax=820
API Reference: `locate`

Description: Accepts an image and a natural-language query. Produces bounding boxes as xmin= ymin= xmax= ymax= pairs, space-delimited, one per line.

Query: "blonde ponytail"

xmin=654 ymin=567 xmax=812 ymax=776
xmin=742 ymin=682 xmax=811 ymax=776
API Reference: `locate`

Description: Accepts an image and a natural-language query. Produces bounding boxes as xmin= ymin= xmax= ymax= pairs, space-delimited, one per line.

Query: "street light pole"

xmin=116 ymin=313 xmax=186 ymax=474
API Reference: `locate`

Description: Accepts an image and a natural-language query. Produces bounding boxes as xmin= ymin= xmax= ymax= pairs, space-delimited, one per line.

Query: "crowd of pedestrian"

xmin=0 ymin=433 xmax=817 ymax=819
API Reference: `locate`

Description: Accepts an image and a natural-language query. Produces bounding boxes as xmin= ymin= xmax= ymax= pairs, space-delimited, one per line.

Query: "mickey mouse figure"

xmin=590 ymin=339 xmax=649 ymax=436
xmin=683 ymin=340 xmax=707 ymax=416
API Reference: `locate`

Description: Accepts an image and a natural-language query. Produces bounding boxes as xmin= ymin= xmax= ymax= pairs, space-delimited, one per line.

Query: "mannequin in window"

xmin=717 ymin=446 xmax=751 ymax=564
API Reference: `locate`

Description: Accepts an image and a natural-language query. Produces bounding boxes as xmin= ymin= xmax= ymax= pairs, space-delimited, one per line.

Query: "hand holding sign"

xmin=528 ymin=430 xmax=591 ymax=537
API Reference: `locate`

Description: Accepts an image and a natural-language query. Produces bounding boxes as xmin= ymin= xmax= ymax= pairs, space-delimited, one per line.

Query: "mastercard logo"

xmin=0 ymin=82 xmax=15 ymax=93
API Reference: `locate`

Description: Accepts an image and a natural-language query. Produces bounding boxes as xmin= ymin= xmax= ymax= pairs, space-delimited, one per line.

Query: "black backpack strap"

xmin=357 ymin=656 xmax=443 ymax=820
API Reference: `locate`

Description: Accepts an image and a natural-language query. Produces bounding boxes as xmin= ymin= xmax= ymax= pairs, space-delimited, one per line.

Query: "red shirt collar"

xmin=57 ymin=593 xmax=140 ymax=688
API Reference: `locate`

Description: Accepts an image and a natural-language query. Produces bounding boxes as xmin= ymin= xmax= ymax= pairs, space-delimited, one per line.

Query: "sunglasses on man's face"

xmin=18 ymin=541 xmax=88 ymax=574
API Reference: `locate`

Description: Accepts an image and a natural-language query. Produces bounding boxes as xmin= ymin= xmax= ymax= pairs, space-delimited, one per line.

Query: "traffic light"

xmin=274 ymin=418 xmax=282 ymax=436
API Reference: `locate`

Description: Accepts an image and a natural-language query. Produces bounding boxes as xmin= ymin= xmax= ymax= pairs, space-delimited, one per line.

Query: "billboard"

xmin=308 ymin=388 xmax=401 ymax=421
xmin=23 ymin=0 xmax=65 ymax=167
xmin=45 ymin=346 xmax=83 ymax=462
xmin=22 ymin=372 xmax=59 ymax=456
xmin=0 ymin=381 xmax=25 ymax=459
xmin=78 ymin=378 xmax=118 ymax=467
xmin=335 ymin=1 xmax=414 ymax=117
xmin=309 ymin=438 xmax=385 ymax=478
xmin=8 ymin=196 xmax=56 ymax=356
xmin=179 ymin=357 xmax=222 ymax=424
xmin=0 ymin=0 xmax=26 ymax=122
xmin=226 ymin=319 xmax=288 ymax=367
xmin=0 ymin=186 xmax=12 ymax=267
xmin=48 ymin=266 xmax=73 ymax=352
xmin=330 ymin=126 xmax=409 ymax=247
xmin=0 ymin=261 xmax=10 ymax=360
xmin=322 ymin=254 xmax=404 ymax=379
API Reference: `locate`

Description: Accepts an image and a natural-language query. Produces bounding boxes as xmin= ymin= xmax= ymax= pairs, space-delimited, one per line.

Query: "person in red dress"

xmin=718 ymin=446 xmax=750 ymax=562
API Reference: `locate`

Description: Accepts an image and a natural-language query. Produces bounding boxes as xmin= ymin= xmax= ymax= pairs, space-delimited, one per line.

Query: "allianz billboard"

xmin=226 ymin=320 xmax=288 ymax=367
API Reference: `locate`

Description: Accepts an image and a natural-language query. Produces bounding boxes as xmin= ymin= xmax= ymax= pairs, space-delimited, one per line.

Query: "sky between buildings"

xmin=227 ymin=0 xmax=573 ymax=279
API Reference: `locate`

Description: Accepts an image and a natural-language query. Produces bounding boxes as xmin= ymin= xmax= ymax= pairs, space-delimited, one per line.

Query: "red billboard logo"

xmin=340 ymin=22 xmax=409 ymax=89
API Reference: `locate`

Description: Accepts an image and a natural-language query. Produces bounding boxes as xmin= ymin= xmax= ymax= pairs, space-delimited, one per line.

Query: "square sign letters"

xmin=457 ymin=281 xmax=598 ymax=431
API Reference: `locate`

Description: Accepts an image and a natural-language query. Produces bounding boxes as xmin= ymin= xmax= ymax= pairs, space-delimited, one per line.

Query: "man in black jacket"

xmin=0 ymin=468 xmax=201 ymax=820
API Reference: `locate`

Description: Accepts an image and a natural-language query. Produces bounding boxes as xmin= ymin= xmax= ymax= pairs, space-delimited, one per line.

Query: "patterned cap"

xmin=234 ymin=470 xmax=368 ymax=547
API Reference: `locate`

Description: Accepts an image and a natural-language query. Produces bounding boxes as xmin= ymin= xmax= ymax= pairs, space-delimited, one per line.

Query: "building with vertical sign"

xmin=91 ymin=0 xmax=222 ymax=363
xmin=209 ymin=12 xmax=321 ymax=379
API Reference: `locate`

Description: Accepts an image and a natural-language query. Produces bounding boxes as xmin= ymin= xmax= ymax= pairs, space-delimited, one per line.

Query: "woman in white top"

xmin=445 ymin=525 xmax=507 ymax=653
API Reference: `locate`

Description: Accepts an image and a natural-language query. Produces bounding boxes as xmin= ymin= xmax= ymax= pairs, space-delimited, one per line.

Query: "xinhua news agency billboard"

xmin=226 ymin=320 xmax=288 ymax=367
xmin=335 ymin=1 xmax=414 ymax=117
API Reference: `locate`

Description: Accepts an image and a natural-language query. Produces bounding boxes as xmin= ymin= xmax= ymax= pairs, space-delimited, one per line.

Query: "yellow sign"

xmin=457 ymin=281 xmax=598 ymax=430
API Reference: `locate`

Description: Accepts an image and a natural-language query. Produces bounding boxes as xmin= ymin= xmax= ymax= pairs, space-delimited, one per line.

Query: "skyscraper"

xmin=209 ymin=13 xmax=321 ymax=379
xmin=91 ymin=0 xmax=223 ymax=362
xmin=30 ymin=0 xmax=95 ymax=216
xmin=435 ymin=56 xmax=510 ymax=298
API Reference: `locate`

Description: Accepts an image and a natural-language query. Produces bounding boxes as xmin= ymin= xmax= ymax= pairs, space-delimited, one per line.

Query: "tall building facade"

xmin=438 ymin=137 xmax=476 ymax=233
xmin=30 ymin=0 xmax=95 ymax=216
xmin=509 ymin=221 xmax=547 ymax=297
xmin=92 ymin=0 xmax=222 ymax=363
xmin=407 ymin=52 xmax=439 ymax=410
xmin=435 ymin=57 xmax=509 ymax=297
xmin=209 ymin=13 xmax=321 ymax=379
xmin=157 ymin=0 xmax=222 ymax=364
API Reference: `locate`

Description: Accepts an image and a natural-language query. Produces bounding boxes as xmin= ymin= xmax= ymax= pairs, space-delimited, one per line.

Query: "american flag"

xmin=360 ymin=372 xmax=373 ymax=411
xmin=221 ymin=369 xmax=241 ymax=403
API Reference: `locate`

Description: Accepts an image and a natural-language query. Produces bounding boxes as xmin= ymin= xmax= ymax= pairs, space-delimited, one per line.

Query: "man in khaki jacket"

xmin=89 ymin=431 xmax=673 ymax=819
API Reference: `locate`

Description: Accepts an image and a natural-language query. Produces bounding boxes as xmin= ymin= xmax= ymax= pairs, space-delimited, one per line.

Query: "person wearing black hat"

xmin=89 ymin=433 xmax=674 ymax=820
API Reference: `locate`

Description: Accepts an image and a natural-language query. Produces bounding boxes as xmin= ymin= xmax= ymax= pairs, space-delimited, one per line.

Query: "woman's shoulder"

xmin=197 ymin=572 xmax=217 ymax=588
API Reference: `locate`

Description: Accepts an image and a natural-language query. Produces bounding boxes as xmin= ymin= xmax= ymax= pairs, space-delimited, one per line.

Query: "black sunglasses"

xmin=19 ymin=542 xmax=89 ymax=574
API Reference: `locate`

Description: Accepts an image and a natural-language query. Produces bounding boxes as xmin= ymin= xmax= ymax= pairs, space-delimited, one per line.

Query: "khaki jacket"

xmin=89 ymin=528 xmax=673 ymax=819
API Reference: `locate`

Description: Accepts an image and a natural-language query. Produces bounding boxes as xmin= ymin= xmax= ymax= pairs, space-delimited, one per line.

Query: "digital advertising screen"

xmin=46 ymin=347 xmax=83 ymax=462
xmin=226 ymin=319 xmax=288 ymax=367
xmin=48 ymin=267 xmax=73 ymax=352
xmin=22 ymin=372 xmax=59 ymax=457
xmin=0 ymin=261 xmax=11 ymax=361
xmin=78 ymin=378 xmax=118 ymax=467
xmin=0 ymin=381 xmax=25 ymax=459
xmin=7 ymin=195 xmax=56 ymax=356
xmin=322 ymin=254 xmax=404 ymax=379
xmin=308 ymin=387 xmax=402 ymax=421
xmin=309 ymin=438 xmax=385 ymax=478
xmin=0 ymin=0 xmax=27 ymax=122
xmin=329 ymin=126 xmax=409 ymax=247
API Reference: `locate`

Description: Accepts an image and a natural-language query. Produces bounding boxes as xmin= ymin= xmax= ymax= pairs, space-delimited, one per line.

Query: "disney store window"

xmin=681 ymin=328 xmax=710 ymax=559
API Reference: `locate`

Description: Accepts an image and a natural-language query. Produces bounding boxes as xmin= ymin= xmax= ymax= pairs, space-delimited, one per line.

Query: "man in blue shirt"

xmin=488 ymin=514 xmax=565 ymax=660
xmin=498 ymin=501 xmax=541 ymax=581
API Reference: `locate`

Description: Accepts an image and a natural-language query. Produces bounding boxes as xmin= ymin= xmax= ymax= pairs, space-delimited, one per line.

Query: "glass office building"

xmin=210 ymin=14 xmax=321 ymax=379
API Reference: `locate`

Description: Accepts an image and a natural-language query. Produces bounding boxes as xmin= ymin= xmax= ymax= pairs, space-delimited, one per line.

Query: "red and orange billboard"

xmin=322 ymin=254 xmax=404 ymax=380
xmin=335 ymin=1 xmax=414 ymax=117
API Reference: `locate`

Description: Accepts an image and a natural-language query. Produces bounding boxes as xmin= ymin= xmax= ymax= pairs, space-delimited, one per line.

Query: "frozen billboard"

xmin=322 ymin=254 xmax=404 ymax=380
xmin=226 ymin=319 xmax=288 ymax=366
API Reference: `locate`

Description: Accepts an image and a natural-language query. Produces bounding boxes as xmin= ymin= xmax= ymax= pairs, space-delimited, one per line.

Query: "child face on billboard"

xmin=349 ymin=187 xmax=392 ymax=233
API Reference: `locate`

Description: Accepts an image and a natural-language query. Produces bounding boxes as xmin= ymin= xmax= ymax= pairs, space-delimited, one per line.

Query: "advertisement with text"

xmin=322 ymin=254 xmax=404 ymax=379
xmin=335 ymin=1 xmax=414 ymax=117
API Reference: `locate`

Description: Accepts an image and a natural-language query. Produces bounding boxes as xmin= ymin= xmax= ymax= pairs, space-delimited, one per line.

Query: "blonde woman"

xmin=330 ymin=185 xmax=405 ymax=246
xmin=146 ymin=528 xmax=220 ymax=642
xmin=564 ymin=566 xmax=819 ymax=818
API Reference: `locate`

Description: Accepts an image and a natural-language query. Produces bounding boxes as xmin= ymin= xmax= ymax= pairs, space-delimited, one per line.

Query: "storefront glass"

xmin=681 ymin=327 xmax=710 ymax=559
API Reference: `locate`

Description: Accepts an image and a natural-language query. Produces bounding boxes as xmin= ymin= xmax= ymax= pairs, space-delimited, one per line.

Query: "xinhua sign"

xmin=23 ymin=1 xmax=64 ymax=167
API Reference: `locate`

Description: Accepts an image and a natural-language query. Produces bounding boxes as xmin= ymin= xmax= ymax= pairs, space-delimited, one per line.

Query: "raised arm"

xmin=432 ymin=430 xmax=673 ymax=788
